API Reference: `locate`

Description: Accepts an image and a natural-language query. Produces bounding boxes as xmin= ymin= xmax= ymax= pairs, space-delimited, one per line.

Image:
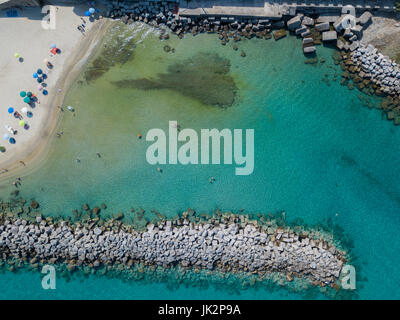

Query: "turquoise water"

xmin=1 ymin=22 xmax=400 ymax=299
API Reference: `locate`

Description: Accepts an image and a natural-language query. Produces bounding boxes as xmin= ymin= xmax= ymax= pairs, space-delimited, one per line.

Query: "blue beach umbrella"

xmin=42 ymin=74 xmax=47 ymax=80
xmin=37 ymin=68 xmax=43 ymax=75
xmin=8 ymin=107 xmax=14 ymax=114
xmin=43 ymin=90 xmax=48 ymax=96
xmin=51 ymin=44 xmax=56 ymax=49
xmin=33 ymin=73 xmax=38 ymax=78
xmin=85 ymin=10 xmax=91 ymax=17
xmin=9 ymin=137 xmax=16 ymax=144
xmin=89 ymin=8 xmax=95 ymax=14
xmin=3 ymin=133 xmax=10 ymax=141
xmin=37 ymin=78 xmax=43 ymax=83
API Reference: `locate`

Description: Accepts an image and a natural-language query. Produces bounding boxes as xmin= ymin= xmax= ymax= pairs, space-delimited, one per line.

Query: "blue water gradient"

xmin=0 ymin=23 xmax=399 ymax=299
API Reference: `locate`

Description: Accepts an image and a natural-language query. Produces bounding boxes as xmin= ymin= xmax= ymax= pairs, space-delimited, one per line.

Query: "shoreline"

xmin=0 ymin=15 xmax=112 ymax=183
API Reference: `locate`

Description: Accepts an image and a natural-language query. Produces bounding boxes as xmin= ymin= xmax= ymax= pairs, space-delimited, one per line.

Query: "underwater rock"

xmin=112 ymin=52 xmax=237 ymax=107
xmin=273 ymin=29 xmax=286 ymax=41
xmin=163 ymin=45 xmax=171 ymax=53
xmin=10 ymin=190 xmax=19 ymax=197
xmin=114 ymin=212 xmax=124 ymax=220
xmin=30 ymin=200 xmax=39 ymax=209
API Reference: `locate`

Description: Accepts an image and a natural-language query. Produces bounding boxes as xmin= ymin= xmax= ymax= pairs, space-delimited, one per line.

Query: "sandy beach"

xmin=0 ymin=4 xmax=110 ymax=182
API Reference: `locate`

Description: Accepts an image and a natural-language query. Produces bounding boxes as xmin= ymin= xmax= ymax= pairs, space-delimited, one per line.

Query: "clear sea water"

xmin=0 ymin=22 xmax=400 ymax=299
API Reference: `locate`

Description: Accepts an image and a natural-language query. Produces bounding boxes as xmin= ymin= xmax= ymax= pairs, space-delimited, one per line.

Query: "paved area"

xmin=178 ymin=0 xmax=396 ymax=19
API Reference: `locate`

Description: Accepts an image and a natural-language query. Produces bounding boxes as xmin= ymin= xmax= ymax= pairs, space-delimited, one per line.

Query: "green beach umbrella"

xmin=27 ymin=91 xmax=32 ymax=97
xmin=23 ymin=97 xmax=30 ymax=103
xmin=19 ymin=120 xmax=25 ymax=127
xmin=14 ymin=53 xmax=20 ymax=58
xmin=19 ymin=91 xmax=26 ymax=97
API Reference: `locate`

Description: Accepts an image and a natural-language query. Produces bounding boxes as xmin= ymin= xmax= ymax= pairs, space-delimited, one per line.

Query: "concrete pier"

xmin=178 ymin=0 xmax=396 ymax=20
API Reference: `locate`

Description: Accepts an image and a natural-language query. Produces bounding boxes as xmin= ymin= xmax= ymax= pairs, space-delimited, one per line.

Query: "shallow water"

xmin=1 ymin=22 xmax=400 ymax=299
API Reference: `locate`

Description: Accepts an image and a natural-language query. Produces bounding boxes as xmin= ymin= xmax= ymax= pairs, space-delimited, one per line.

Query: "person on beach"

xmin=13 ymin=111 xmax=22 ymax=119
xmin=77 ymin=26 xmax=85 ymax=36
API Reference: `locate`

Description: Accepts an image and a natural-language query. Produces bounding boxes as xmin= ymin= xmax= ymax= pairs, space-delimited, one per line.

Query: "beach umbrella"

xmin=0 ymin=146 xmax=5 ymax=152
xmin=51 ymin=44 xmax=56 ymax=49
xmin=37 ymin=78 xmax=43 ymax=83
xmin=9 ymin=137 xmax=15 ymax=144
xmin=85 ymin=10 xmax=91 ymax=16
xmin=43 ymin=90 xmax=48 ymax=96
xmin=21 ymin=107 xmax=28 ymax=114
xmin=24 ymin=97 xmax=30 ymax=103
xmin=19 ymin=120 xmax=25 ymax=127
xmin=89 ymin=8 xmax=95 ymax=14
xmin=7 ymin=107 xmax=14 ymax=114
xmin=3 ymin=133 xmax=10 ymax=141
xmin=19 ymin=91 xmax=26 ymax=97
xmin=33 ymin=73 xmax=38 ymax=78
xmin=37 ymin=69 xmax=43 ymax=75
xmin=42 ymin=74 xmax=47 ymax=80
xmin=14 ymin=53 xmax=20 ymax=58
xmin=27 ymin=91 xmax=32 ymax=97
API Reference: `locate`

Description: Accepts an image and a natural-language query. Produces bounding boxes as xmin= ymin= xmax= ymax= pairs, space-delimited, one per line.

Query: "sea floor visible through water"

xmin=1 ymin=22 xmax=400 ymax=299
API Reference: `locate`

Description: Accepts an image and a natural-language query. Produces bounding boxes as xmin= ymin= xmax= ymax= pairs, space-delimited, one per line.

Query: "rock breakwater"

xmin=333 ymin=47 xmax=400 ymax=125
xmin=0 ymin=208 xmax=347 ymax=287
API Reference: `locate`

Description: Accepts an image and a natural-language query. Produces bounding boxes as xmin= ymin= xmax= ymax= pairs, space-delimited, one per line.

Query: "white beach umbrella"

xmin=21 ymin=107 xmax=28 ymax=114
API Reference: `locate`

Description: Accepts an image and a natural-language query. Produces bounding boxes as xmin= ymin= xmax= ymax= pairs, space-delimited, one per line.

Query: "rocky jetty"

xmin=351 ymin=44 xmax=400 ymax=97
xmin=0 ymin=207 xmax=347 ymax=287
xmin=333 ymin=45 xmax=400 ymax=125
